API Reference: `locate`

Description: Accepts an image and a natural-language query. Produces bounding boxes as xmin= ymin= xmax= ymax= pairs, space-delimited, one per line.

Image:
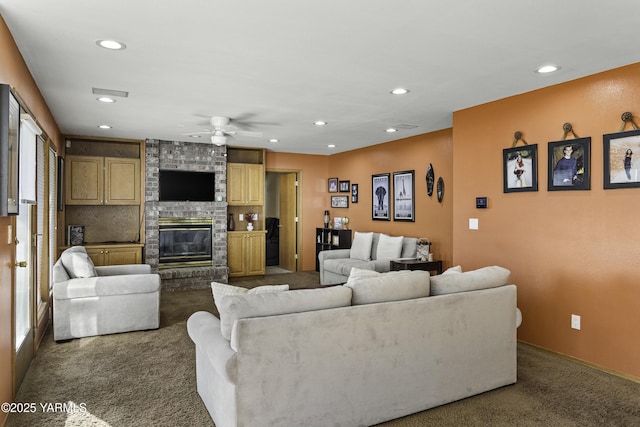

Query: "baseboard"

xmin=518 ymin=340 xmax=640 ymax=384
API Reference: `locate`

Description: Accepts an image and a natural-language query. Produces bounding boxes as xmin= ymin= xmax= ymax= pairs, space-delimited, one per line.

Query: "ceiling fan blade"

xmin=182 ymin=130 xmax=213 ymax=136
xmin=227 ymin=130 xmax=263 ymax=138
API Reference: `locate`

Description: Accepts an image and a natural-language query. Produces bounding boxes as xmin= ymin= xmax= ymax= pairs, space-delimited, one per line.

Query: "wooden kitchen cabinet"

xmin=227 ymin=163 xmax=264 ymax=206
xmin=227 ymin=231 xmax=265 ymax=276
xmin=65 ymin=155 xmax=140 ymax=205
xmin=84 ymin=244 xmax=143 ymax=266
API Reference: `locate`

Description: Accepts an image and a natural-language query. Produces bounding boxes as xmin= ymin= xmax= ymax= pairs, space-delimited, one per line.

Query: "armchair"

xmin=53 ymin=246 xmax=161 ymax=341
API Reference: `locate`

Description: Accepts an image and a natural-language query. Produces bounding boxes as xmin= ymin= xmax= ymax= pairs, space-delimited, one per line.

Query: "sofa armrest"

xmin=187 ymin=311 xmax=237 ymax=384
xmin=53 ymin=273 xmax=160 ymax=300
xmin=96 ymin=264 xmax=152 ymax=276
xmin=318 ymin=249 xmax=352 ymax=284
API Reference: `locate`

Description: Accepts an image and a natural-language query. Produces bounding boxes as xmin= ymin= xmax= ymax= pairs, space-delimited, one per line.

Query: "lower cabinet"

xmin=85 ymin=244 xmax=143 ymax=266
xmin=228 ymin=231 xmax=265 ymax=277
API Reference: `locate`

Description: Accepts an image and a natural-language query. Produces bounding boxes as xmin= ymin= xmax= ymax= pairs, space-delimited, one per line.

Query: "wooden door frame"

xmin=265 ymin=168 xmax=302 ymax=271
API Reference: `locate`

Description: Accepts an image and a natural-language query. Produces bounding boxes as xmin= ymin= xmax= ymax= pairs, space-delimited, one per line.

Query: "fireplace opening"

xmin=159 ymin=218 xmax=213 ymax=268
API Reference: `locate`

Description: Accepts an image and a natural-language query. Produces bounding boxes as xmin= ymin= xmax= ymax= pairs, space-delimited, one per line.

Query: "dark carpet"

xmin=6 ymin=272 xmax=640 ymax=426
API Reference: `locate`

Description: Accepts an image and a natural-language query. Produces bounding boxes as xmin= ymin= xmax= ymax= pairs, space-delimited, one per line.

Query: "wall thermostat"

xmin=476 ymin=197 xmax=488 ymax=209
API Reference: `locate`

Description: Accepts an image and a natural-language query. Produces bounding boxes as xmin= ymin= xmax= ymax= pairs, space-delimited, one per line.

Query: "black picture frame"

xmin=503 ymin=144 xmax=538 ymax=193
xmin=393 ymin=170 xmax=415 ymax=221
xmin=0 ymin=84 xmax=20 ymax=216
xmin=328 ymin=177 xmax=338 ymax=193
xmin=372 ymin=173 xmax=390 ymax=220
xmin=603 ymin=129 xmax=640 ymax=189
xmin=351 ymin=183 xmax=358 ymax=203
xmin=331 ymin=195 xmax=349 ymax=208
xmin=339 ymin=180 xmax=350 ymax=192
xmin=548 ymin=137 xmax=591 ymax=191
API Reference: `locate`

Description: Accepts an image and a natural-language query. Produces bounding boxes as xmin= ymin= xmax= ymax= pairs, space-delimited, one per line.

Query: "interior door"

xmin=279 ymin=173 xmax=297 ymax=272
xmin=14 ymin=203 xmax=34 ymax=394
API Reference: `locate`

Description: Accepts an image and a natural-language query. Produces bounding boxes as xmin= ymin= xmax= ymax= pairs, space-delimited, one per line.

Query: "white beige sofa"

xmin=318 ymin=231 xmax=419 ymax=285
xmin=188 ymin=266 xmax=517 ymax=427
xmin=53 ymin=246 xmax=161 ymax=341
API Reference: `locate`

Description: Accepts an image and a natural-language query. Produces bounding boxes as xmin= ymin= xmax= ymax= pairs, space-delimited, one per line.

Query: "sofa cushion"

xmin=376 ymin=234 xmax=404 ymax=259
xmin=324 ymin=258 xmax=375 ymax=277
xmin=350 ymin=231 xmax=373 ymax=261
xmin=60 ymin=247 xmax=97 ymax=279
xmin=430 ymin=265 xmax=510 ymax=296
xmin=345 ymin=270 xmax=430 ymax=305
xmin=219 ymin=286 xmax=352 ymax=340
xmin=211 ymin=282 xmax=289 ymax=310
xmin=443 ymin=265 xmax=462 ymax=274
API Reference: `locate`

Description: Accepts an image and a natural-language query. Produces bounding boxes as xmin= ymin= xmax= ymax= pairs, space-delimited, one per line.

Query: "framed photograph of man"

xmin=503 ymin=145 xmax=538 ymax=193
xmin=393 ymin=170 xmax=415 ymax=221
xmin=372 ymin=173 xmax=390 ymax=220
xmin=603 ymin=129 xmax=640 ymax=189
xmin=547 ymin=137 xmax=591 ymax=191
xmin=328 ymin=177 xmax=338 ymax=193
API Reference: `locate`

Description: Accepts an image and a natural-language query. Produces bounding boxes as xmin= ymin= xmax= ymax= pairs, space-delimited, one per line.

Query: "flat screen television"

xmin=159 ymin=169 xmax=215 ymax=202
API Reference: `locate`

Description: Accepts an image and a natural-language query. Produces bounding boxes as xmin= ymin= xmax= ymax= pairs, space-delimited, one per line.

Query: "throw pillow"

xmin=60 ymin=248 xmax=97 ymax=278
xmin=430 ymin=265 xmax=510 ymax=296
xmin=346 ymin=266 xmax=380 ymax=283
xmin=350 ymin=231 xmax=373 ymax=261
xmin=218 ymin=286 xmax=352 ymax=340
xmin=211 ymin=282 xmax=289 ymax=310
xmin=376 ymin=234 xmax=404 ymax=259
xmin=345 ymin=270 xmax=430 ymax=305
xmin=442 ymin=265 xmax=462 ymax=274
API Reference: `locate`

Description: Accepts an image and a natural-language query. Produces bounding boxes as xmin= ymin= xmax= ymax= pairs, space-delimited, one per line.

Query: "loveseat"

xmin=53 ymin=246 xmax=161 ymax=341
xmin=187 ymin=266 xmax=517 ymax=427
xmin=318 ymin=231 xmax=418 ymax=285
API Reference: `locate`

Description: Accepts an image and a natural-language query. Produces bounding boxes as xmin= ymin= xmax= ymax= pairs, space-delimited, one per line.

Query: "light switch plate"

xmin=469 ymin=218 xmax=479 ymax=230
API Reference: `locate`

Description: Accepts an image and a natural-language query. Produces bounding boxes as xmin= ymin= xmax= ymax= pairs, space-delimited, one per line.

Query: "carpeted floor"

xmin=6 ymin=272 xmax=640 ymax=426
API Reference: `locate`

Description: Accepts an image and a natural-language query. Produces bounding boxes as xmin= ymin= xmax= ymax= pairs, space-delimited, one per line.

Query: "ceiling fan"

xmin=183 ymin=116 xmax=263 ymax=146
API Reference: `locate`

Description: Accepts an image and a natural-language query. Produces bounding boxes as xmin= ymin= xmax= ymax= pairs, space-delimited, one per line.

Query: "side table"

xmin=390 ymin=259 xmax=443 ymax=275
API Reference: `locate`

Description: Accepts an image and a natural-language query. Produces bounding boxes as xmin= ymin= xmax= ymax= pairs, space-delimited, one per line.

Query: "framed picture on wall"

xmin=372 ymin=173 xmax=390 ymax=220
xmin=331 ymin=195 xmax=349 ymax=208
xmin=328 ymin=177 xmax=338 ymax=193
xmin=603 ymin=129 xmax=640 ymax=189
xmin=351 ymin=183 xmax=358 ymax=203
xmin=502 ymin=144 xmax=538 ymax=193
xmin=339 ymin=180 xmax=350 ymax=192
xmin=547 ymin=137 xmax=591 ymax=191
xmin=393 ymin=170 xmax=415 ymax=221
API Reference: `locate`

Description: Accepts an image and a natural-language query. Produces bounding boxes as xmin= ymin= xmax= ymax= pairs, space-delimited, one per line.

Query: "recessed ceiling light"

xmin=536 ymin=65 xmax=560 ymax=74
xmin=328 ymin=144 xmax=336 ymax=148
xmin=97 ymin=39 xmax=126 ymax=50
xmin=97 ymin=97 xmax=116 ymax=103
xmin=386 ymin=128 xmax=398 ymax=133
xmin=314 ymin=120 xmax=327 ymax=126
xmin=191 ymin=134 xmax=201 ymax=138
xmin=98 ymin=124 xmax=112 ymax=129
xmin=390 ymin=88 xmax=409 ymax=95
xmin=269 ymin=138 xmax=279 ymax=143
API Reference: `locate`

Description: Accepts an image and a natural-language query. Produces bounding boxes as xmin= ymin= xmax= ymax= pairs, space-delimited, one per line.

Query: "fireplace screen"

xmin=159 ymin=218 xmax=213 ymax=268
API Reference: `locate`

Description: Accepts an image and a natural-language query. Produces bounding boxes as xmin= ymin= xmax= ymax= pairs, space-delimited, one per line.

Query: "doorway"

xmin=265 ymin=171 xmax=300 ymax=274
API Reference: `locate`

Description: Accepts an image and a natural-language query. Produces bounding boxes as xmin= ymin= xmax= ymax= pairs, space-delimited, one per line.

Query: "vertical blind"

xmin=19 ymin=113 xmax=42 ymax=204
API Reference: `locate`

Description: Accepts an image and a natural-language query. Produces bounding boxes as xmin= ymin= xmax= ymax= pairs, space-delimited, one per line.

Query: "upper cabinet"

xmin=227 ymin=163 xmax=264 ymax=206
xmin=65 ymin=155 xmax=140 ymax=205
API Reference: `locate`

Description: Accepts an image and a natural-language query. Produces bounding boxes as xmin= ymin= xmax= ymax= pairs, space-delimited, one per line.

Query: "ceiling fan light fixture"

xmin=211 ymin=134 xmax=227 ymax=146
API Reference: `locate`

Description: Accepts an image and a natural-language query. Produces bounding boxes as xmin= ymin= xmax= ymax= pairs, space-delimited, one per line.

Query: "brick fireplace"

xmin=144 ymin=139 xmax=228 ymax=290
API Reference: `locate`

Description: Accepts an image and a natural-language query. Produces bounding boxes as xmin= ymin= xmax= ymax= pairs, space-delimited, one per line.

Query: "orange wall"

xmin=0 ymin=16 xmax=63 ymax=423
xmin=267 ymin=129 xmax=454 ymax=272
xmin=452 ymin=63 xmax=640 ymax=378
xmin=328 ymin=130 xmax=454 ymax=266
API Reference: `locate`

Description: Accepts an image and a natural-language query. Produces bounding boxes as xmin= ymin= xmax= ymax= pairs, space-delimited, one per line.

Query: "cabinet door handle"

xmin=105 ymin=250 xmax=109 ymax=254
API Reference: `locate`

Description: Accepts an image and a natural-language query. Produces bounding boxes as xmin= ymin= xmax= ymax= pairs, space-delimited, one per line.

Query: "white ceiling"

xmin=2 ymin=1 xmax=640 ymax=155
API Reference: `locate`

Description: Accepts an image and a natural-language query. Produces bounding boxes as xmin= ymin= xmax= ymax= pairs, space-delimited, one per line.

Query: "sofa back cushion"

xmin=345 ymin=269 xmax=430 ymax=305
xmin=211 ymin=282 xmax=289 ymax=311
xmin=350 ymin=231 xmax=373 ymax=261
xmin=218 ymin=286 xmax=352 ymax=340
xmin=375 ymin=234 xmax=404 ymax=259
xmin=370 ymin=233 xmax=418 ymax=260
xmin=430 ymin=266 xmax=510 ymax=296
xmin=59 ymin=246 xmax=97 ymax=279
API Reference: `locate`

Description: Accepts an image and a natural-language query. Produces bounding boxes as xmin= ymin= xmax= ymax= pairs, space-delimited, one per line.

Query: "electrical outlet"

xmin=239 ymin=214 xmax=244 ymax=221
xmin=571 ymin=314 xmax=581 ymax=330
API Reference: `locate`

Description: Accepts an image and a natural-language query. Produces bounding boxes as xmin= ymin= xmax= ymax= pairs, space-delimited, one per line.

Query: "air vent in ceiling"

xmin=92 ymin=87 xmax=129 ymax=98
